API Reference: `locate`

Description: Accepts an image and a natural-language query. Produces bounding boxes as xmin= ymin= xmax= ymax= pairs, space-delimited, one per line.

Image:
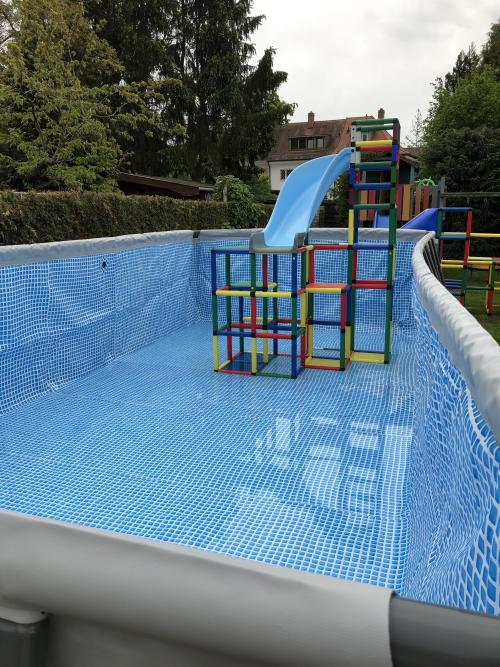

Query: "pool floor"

xmin=0 ymin=322 xmax=417 ymax=590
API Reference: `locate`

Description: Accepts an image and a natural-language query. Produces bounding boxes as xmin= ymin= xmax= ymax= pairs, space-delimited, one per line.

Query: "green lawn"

xmin=443 ymin=267 xmax=500 ymax=344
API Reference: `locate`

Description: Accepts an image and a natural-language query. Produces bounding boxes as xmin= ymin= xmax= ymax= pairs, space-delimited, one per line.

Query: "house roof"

xmin=116 ymin=173 xmax=214 ymax=197
xmin=400 ymin=147 xmax=421 ymax=167
xmin=265 ymin=115 xmax=392 ymax=162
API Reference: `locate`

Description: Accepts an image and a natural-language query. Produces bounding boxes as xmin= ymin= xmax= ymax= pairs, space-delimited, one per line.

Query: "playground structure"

xmin=362 ymin=178 xmax=444 ymax=225
xmin=401 ymin=205 xmax=500 ymax=313
xmin=436 ymin=207 xmax=500 ymax=314
xmin=211 ymin=117 xmax=400 ymax=378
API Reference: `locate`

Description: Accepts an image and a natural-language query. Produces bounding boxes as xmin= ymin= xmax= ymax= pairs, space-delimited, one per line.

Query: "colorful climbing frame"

xmin=211 ymin=246 xmax=309 ymax=378
xmin=210 ymin=116 xmax=401 ymax=377
xmin=438 ymin=207 xmax=500 ymax=313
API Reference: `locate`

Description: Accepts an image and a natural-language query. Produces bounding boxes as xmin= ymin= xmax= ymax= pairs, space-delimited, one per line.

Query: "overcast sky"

xmin=251 ymin=1 xmax=499 ymax=139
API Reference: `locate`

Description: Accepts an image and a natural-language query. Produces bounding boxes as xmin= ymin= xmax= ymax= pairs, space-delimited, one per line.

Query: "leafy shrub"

xmin=0 ymin=191 xmax=273 ymax=245
xmin=213 ymin=175 xmax=265 ymax=228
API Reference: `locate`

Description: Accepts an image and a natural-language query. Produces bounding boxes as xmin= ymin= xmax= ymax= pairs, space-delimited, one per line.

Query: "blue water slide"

xmin=373 ymin=212 xmax=390 ymax=229
xmin=401 ymin=207 xmax=439 ymax=232
xmin=250 ymin=148 xmax=352 ymax=252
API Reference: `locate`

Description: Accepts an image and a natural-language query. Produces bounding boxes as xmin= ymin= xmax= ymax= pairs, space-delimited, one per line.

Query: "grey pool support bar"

xmin=0 ymin=229 xmax=499 ymax=667
xmin=2 ymin=510 xmax=500 ymax=667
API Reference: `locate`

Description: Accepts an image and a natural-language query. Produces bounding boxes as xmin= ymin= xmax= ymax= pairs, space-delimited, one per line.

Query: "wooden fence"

xmin=358 ymin=178 xmax=446 ymax=223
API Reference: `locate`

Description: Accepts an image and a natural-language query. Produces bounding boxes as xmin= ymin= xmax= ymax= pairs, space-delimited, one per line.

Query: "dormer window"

xmin=289 ymin=136 xmax=325 ymax=151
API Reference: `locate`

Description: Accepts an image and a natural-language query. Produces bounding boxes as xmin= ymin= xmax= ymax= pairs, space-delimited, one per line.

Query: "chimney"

xmin=307 ymin=111 xmax=315 ymax=129
xmin=378 ymin=108 xmax=385 ymax=119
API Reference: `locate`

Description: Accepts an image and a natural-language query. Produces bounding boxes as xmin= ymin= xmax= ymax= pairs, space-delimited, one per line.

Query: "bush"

xmin=213 ymin=175 xmax=265 ymax=228
xmin=0 ymin=191 xmax=274 ymax=245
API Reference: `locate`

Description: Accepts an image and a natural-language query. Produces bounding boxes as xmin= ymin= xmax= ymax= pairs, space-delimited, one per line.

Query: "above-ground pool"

xmin=0 ymin=228 xmax=498 ymax=667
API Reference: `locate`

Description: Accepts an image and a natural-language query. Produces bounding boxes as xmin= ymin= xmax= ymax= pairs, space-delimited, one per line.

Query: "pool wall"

xmin=0 ymin=229 xmax=498 ymax=666
xmin=0 ymin=231 xmax=197 ymax=413
xmin=0 ymin=228 xmax=419 ymax=414
xmin=402 ymin=236 xmax=500 ymax=614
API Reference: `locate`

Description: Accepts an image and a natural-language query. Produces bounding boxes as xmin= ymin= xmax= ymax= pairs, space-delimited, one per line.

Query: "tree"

xmin=422 ymin=66 xmax=500 ymax=160
xmin=405 ymin=108 xmax=425 ymax=148
xmin=0 ymin=0 xmax=173 ymax=190
xmin=83 ymin=0 xmax=175 ymax=83
xmin=0 ymin=0 xmax=122 ymax=190
xmin=421 ymin=66 xmax=500 ymax=248
xmin=0 ymin=1 xmax=15 ymax=48
xmin=426 ymin=126 xmax=500 ymax=254
xmin=213 ymin=174 xmax=263 ymax=228
xmin=83 ymin=0 xmax=294 ymax=181
xmin=442 ymin=44 xmax=480 ymax=93
xmin=171 ymin=0 xmax=293 ymax=180
xmin=248 ymin=172 xmax=274 ymax=201
xmin=482 ymin=19 xmax=500 ymax=76
xmin=220 ymin=47 xmax=294 ymax=178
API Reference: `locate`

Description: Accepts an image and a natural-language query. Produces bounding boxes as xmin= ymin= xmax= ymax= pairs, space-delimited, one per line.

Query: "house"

xmin=116 ymin=173 xmax=214 ymax=199
xmin=258 ymin=109 xmax=418 ymax=191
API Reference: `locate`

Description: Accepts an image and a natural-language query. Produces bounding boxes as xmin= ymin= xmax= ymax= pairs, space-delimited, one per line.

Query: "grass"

xmin=443 ymin=267 xmax=500 ymax=343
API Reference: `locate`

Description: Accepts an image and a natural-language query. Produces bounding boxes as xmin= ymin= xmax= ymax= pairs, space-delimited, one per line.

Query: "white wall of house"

xmin=269 ymin=160 xmax=307 ymax=191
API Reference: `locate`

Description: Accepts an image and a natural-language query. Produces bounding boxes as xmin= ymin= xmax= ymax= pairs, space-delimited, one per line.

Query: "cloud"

xmin=251 ymin=0 xmax=499 ymax=136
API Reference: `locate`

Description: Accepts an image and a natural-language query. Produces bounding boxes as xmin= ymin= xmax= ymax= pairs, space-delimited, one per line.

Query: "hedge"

xmin=0 ymin=191 xmax=274 ymax=245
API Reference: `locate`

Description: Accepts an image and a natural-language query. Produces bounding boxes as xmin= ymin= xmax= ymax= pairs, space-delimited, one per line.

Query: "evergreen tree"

xmin=0 ymin=0 xmax=174 ymax=190
xmin=221 ymin=47 xmax=293 ymax=178
xmin=442 ymin=44 xmax=480 ymax=93
xmin=172 ymin=0 xmax=293 ymax=180
xmin=482 ymin=19 xmax=500 ymax=76
xmin=83 ymin=0 xmax=175 ymax=83
xmin=0 ymin=0 xmax=122 ymax=190
xmin=83 ymin=0 xmax=294 ymax=181
xmin=0 ymin=1 xmax=15 ymax=48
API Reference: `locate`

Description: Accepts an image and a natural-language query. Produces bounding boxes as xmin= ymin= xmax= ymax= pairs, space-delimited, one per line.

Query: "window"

xmin=289 ymin=136 xmax=325 ymax=151
xmin=280 ymin=168 xmax=294 ymax=181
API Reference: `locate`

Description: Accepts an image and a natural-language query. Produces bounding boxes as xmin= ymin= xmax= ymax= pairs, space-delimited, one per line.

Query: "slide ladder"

xmin=348 ymin=117 xmax=401 ymax=363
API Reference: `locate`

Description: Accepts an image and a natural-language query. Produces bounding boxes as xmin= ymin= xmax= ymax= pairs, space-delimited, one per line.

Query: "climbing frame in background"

xmin=438 ymin=206 xmax=500 ymax=313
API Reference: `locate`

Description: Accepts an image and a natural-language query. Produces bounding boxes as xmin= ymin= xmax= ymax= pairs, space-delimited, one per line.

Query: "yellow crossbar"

xmin=306 ymin=286 xmax=343 ymax=294
xmin=216 ymin=289 xmax=249 ymax=297
xmin=305 ymin=356 xmax=341 ymax=369
xmin=468 ymin=259 xmax=494 ymax=265
xmin=355 ymin=139 xmax=392 ymax=148
xmin=350 ymin=351 xmax=385 ymax=364
xmin=216 ymin=289 xmax=292 ymax=298
xmin=218 ymin=358 xmax=233 ymax=370
xmin=470 ymin=233 xmax=500 ymax=238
